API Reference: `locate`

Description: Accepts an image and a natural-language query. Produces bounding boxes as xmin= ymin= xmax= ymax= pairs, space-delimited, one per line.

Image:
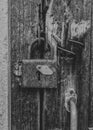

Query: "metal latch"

xmin=65 ymin=88 xmax=77 ymax=112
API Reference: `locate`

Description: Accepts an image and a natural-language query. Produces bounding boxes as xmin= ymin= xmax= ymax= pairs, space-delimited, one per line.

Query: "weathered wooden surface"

xmin=11 ymin=0 xmax=93 ymax=130
xmin=0 ymin=0 xmax=8 ymax=130
xmin=43 ymin=1 xmax=63 ymax=130
xmin=11 ymin=0 xmax=40 ymax=130
xmin=61 ymin=1 xmax=91 ymax=130
xmin=89 ymin=0 xmax=93 ymax=127
xmin=56 ymin=1 xmax=91 ymax=130
xmin=70 ymin=1 xmax=91 ymax=130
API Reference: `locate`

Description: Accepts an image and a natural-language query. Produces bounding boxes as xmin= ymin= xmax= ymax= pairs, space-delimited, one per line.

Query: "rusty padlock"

xmin=22 ymin=37 xmax=57 ymax=88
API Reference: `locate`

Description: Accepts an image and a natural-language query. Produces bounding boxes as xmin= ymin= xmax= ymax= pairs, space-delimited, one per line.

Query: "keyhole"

xmin=37 ymin=71 xmax=41 ymax=80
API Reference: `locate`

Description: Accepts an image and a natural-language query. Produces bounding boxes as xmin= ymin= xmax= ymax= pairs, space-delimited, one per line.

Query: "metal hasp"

xmin=22 ymin=1 xmax=57 ymax=88
xmin=52 ymin=34 xmax=76 ymax=58
xmin=68 ymin=39 xmax=84 ymax=47
xmin=52 ymin=34 xmax=84 ymax=58
xmin=13 ymin=61 xmax=22 ymax=86
xmin=67 ymin=39 xmax=84 ymax=54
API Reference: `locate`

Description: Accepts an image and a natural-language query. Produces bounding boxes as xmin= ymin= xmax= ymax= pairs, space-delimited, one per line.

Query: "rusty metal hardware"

xmin=52 ymin=33 xmax=84 ymax=58
xmin=58 ymin=46 xmax=75 ymax=56
xmin=65 ymin=88 xmax=77 ymax=112
xmin=21 ymin=0 xmax=57 ymax=88
xmin=13 ymin=61 xmax=22 ymax=77
xmin=68 ymin=39 xmax=84 ymax=47
xmin=52 ymin=33 xmax=76 ymax=57
xmin=36 ymin=65 xmax=53 ymax=75
xmin=22 ymin=30 xmax=57 ymax=88
xmin=22 ymin=44 xmax=57 ymax=88
xmin=13 ymin=61 xmax=22 ymax=86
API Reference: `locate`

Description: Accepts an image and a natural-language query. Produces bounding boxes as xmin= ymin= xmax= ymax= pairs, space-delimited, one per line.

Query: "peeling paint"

xmin=71 ymin=20 xmax=90 ymax=39
xmin=60 ymin=1 xmax=91 ymax=40
xmin=46 ymin=0 xmax=58 ymax=43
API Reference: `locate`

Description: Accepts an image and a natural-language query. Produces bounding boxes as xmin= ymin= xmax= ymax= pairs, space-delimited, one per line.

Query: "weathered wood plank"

xmin=11 ymin=0 xmax=40 ymax=130
xmin=43 ymin=88 xmax=62 ymax=130
xmin=89 ymin=0 xmax=93 ymax=127
xmin=43 ymin=1 xmax=64 ymax=130
xmin=11 ymin=0 xmax=23 ymax=129
xmin=11 ymin=0 xmax=92 ymax=130
xmin=46 ymin=1 xmax=91 ymax=130
xmin=69 ymin=1 xmax=91 ymax=130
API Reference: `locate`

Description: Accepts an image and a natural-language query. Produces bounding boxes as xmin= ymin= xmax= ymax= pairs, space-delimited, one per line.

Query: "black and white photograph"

xmin=0 ymin=0 xmax=93 ymax=130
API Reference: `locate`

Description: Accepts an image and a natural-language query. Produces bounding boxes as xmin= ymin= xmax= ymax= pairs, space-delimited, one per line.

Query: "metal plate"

xmin=22 ymin=61 xmax=57 ymax=88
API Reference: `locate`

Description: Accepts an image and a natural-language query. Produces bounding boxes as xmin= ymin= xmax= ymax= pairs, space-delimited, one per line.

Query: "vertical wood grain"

xmin=11 ymin=0 xmax=40 ymax=130
xmin=43 ymin=1 xmax=63 ymax=130
xmin=88 ymin=0 xmax=93 ymax=127
xmin=11 ymin=0 xmax=92 ymax=130
xmin=69 ymin=1 xmax=91 ymax=130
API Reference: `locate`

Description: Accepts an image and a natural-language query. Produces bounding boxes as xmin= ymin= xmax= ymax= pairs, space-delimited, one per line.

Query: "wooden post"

xmin=88 ymin=0 xmax=93 ymax=127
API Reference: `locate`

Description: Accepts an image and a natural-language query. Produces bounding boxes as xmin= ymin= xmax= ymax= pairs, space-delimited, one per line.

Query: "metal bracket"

xmin=58 ymin=45 xmax=75 ymax=56
xmin=52 ymin=33 xmax=76 ymax=57
xmin=68 ymin=39 xmax=84 ymax=47
xmin=13 ymin=61 xmax=22 ymax=77
xmin=13 ymin=61 xmax=22 ymax=85
xmin=65 ymin=88 xmax=77 ymax=112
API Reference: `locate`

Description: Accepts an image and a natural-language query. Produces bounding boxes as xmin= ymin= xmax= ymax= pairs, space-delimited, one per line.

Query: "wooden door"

xmin=11 ymin=0 xmax=92 ymax=130
xmin=11 ymin=0 xmax=63 ymax=130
